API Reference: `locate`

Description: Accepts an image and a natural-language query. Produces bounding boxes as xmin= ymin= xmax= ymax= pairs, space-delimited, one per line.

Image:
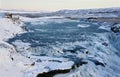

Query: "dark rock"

xmin=31 ymin=62 xmax=35 ymax=66
xmin=63 ymin=45 xmax=86 ymax=53
xmin=36 ymin=59 xmax=42 ymax=62
xmin=75 ymin=59 xmax=88 ymax=67
xmin=102 ymin=42 xmax=108 ymax=46
xmin=63 ymin=49 xmax=75 ymax=53
xmin=94 ymin=61 xmax=105 ymax=67
xmin=86 ymin=51 xmax=90 ymax=54
xmin=5 ymin=13 xmax=12 ymax=18
xmin=48 ymin=60 xmax=62 ymax=63
xmin=11 ymin=57 xmax=14 ymax=61
xmin=88 ymin=58 xmax=105 ymax=67
xmin=66 ymin=55 xmax=88 ymax=67
xmin=36 ymin=69 xmax=70 ymax=77
xmin=111 ymin=26 xmax=119 ymax=33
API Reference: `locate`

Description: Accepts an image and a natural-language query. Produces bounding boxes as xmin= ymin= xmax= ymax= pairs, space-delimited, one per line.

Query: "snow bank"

xmin=0 ymin=18 xmax=24 ymax=40
xmin=23 ymin=56 xmax=74 ymax=77
xmin=0 ymin=17 xmax=33 ymax=77
xmin=20 ymin=16 xmax=79 ymax=24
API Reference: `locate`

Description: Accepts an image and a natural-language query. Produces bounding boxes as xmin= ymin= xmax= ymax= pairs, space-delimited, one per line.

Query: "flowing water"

xmin=8 ymin=17 xmax=120 ymax=77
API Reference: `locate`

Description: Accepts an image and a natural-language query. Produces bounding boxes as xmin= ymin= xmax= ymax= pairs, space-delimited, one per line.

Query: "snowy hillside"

xmin=0 ymin=14 xmax=34 ymax=77
xmin=3 ymin=7 xmax=120 ymax=18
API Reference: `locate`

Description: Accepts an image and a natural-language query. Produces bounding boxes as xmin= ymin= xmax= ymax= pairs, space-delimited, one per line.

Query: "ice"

xmin=98 ymin=22 xmax=111 ymax=31
xmin=77 ymin=24 xmax=90 ymax=28
xmin=23 ymin=56 xmax=74 ymax=77
xmin=12 ymin=40 xmax=31 ymax=52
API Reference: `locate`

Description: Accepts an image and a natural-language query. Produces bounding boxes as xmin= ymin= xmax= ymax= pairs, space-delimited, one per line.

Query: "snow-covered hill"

xmin=2 ymin=7 xmax=119 ymax=18
xmin=0 ymin=14 xmax=34 ymax=77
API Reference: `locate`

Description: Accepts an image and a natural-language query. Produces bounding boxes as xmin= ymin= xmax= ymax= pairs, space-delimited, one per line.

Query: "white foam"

xmin=77 ymin=24 xmax=90 ymax=28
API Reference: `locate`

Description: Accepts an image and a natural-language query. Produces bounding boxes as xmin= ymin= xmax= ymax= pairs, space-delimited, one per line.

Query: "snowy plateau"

xmin=0 ymin=7 xmax=120 ymax=77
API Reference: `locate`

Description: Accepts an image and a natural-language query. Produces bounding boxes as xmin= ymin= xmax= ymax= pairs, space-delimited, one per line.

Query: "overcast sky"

xmin=1 ymin=0 xmax=120 ymax=11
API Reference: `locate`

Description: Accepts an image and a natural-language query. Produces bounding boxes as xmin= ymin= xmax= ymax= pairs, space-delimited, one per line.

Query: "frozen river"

xmin=8 ymin=17 xmax=120 ymax=77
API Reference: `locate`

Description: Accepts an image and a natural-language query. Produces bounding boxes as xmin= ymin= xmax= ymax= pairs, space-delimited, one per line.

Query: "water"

xmin=8 ymin=18 xmax=120 ymax=77
xmin=9 ymin=19 xmax=109 ymax=49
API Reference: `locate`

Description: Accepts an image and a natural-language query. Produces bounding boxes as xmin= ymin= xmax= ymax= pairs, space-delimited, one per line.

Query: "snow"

xmin=12 ymin=40 xmax=31 ymax=52
xmin=19 ymin=16 xmax=79 ymax=23
xmin=0 ymin=16 xmax=33 ymax=77
xmin=0 ymin=18 xmax=24 ymax=41
xmin=23 ymin=56 xmax=74 ymax=77
xmin=55 ymin=7 xmax=120 ymax=18
xmin=98 ymin=22 xmax=112 ymax=31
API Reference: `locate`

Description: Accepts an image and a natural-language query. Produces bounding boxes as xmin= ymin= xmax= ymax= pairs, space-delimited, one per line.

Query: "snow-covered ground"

xmin=0 ymin=15 xmax=34 ymax=77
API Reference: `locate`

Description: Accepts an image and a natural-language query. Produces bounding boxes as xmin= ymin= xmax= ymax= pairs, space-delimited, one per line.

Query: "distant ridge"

xmin=1 ymin=7 xmax=120 ymax=13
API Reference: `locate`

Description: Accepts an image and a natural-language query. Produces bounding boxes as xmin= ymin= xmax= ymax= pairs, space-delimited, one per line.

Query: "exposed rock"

xmin=36 ymin=69 xmax=70 ymax=77
xmin=63 ymin=45 xmax=86 ymax=53
xmin=111 ymin=24 xmax=120 ymax=33
xmin=88 ymin=58 xmax=105 ymax=67
xmin=65 ymin=56 xmax=88 ymax=67
xmin=111 ymin=26 xmax=119 ymax=33
xmin=102 ymin=42 xmax=108 ymax=46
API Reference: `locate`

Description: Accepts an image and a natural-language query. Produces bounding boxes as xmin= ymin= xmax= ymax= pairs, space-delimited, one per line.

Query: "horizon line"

xmin=0 ymin=6 xmax=120 ymax=12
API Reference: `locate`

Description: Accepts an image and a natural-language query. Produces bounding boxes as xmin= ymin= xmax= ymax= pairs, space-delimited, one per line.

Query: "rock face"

xmin=111 ymin=24 xmax=120 ymax=33
xmin=111 ymin=26 xmax=119 ymax=33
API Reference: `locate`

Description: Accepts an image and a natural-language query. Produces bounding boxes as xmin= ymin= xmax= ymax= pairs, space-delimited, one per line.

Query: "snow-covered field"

xmin=0 ymin=8 xmax=120 ymax=77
